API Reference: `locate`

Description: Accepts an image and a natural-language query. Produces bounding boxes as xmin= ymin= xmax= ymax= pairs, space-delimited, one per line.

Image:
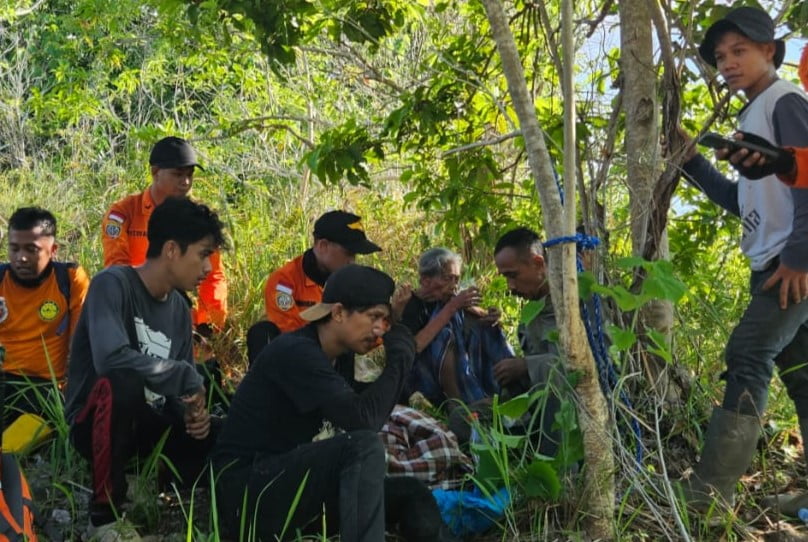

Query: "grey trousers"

xmin=722 ymin=265 xmax=808 ymax=418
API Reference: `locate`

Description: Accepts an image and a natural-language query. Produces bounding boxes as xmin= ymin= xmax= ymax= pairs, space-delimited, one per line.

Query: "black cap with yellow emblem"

xmin=313 ymin=211 xmax=381 ymax=254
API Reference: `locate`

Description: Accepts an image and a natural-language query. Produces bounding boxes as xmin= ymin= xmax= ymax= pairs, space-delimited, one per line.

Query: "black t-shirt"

xmin=400 ymin=294 xmax=439 ymax=335
xmin=213 ymin=323 xmax=414 ymax=464
xmin=214 ymin=325 xmax=355 ymax=460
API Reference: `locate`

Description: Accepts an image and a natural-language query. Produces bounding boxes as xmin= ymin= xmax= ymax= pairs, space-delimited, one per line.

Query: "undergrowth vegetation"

xmin=3 ymin=0 xmax=808 ymax=539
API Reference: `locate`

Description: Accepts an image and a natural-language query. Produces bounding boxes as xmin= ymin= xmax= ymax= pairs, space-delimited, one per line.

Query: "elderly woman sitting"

xmin=394 ymin=248 xmax=513 ymax=407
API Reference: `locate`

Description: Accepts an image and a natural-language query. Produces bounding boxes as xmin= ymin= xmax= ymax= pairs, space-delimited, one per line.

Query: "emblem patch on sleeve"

xmin=39 ymin=300 xmax=60 ymax=321
xmin=275 ymin=284 xmax=294 ymax=311
xmin=105 ymin=223 xmax=122 ymax=239
xmin=0 ymin=297 xmax=7 ymax=324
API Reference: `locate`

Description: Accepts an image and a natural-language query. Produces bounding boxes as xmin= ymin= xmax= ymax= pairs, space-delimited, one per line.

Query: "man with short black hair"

xmin=216 ymin=264 xmax=421 ymax=541
xmin=492 ymin=227 xmax=567 ymax=456
xmin=0 ymin=207 xmax=89 ymax=423
xmin=67 ymin=197 xmax=227 ymax=540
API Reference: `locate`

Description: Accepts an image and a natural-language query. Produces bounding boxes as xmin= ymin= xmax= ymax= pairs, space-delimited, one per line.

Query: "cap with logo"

xmin=313 ymin=211 xmax=381 ymax=254
xmin=698 ymin=6 xmax=785 ymax=68
xmin=299 ymin=264 xmax=394 ymax=322
xmin=149 ymin=137 xmax=204 ymax=170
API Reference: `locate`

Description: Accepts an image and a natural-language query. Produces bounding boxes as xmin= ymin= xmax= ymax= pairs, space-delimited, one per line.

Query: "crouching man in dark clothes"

xmin=64 ymin=198 xmax=227 ymax=540
xmin=214 ymin=265 xmax=452 ymax=541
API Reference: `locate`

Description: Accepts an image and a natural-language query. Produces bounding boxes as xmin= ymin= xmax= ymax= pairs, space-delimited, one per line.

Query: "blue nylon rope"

xmin=542 ymin=233 xmax=644 ymax=465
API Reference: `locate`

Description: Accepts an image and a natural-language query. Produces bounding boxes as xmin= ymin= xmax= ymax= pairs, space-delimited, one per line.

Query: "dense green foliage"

xmin=3 ymin=0 xmax=808 ymax=539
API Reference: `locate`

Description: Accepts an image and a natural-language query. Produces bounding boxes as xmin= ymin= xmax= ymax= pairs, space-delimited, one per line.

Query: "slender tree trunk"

xmin=618 ymin=0 xmax=679 ymax=403
xmin=481 ymin=0 xmax=615 ymax=538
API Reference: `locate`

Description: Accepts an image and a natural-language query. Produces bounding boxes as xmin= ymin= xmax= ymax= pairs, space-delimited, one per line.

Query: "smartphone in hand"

xmin=698 ymin=132 xmax=781 ymax=159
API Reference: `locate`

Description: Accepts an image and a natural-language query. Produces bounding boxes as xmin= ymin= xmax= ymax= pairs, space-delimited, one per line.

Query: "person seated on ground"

xmin=101 ymin=137 xmax=228 ymax=405
xmin=395 ymin=247 xmax=512 ymax=408
xmin=260 ymin=210 xmax=382 ymax=339
xmin=0 ymin=207 xmax=89 ymax=424
xmin=65 ymin=198 xmax=226 ymax=540
xmin=489 ymin=227 xmax=572 ymax=457
xmin=215 ymin=265 xmax=455 ymax=542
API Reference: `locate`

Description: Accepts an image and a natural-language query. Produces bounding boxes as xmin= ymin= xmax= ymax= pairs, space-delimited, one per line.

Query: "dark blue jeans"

xmin=722 ymin=266 xmax=808 ymax=418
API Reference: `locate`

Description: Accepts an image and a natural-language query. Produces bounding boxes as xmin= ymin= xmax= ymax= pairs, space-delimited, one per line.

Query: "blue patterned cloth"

xmin=410 ymin=307 xmax=514 ymax=405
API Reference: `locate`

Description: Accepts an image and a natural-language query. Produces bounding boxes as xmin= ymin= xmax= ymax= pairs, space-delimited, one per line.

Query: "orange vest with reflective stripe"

xmin=101 ymin=189 xmax=228 ymax=328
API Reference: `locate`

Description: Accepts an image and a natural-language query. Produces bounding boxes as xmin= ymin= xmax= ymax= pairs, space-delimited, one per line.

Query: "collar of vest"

xmin=302 ymin=249 xmax=329 ymax=287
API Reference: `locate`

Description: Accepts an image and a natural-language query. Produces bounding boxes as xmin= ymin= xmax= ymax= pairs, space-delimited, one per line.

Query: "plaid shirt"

xmin=380 ymin=405 xmax=473 ymax=489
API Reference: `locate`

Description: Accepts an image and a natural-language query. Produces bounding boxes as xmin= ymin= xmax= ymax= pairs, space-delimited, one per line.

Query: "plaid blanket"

xmin=381 ymin=405 xmax=473 ymax=489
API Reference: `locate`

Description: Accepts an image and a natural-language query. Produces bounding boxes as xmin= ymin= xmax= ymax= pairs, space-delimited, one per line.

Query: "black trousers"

xmin=215 ymin=430 xmax=387 ymax=542
xmin=70 ymin=369 xmax=217 ymax=523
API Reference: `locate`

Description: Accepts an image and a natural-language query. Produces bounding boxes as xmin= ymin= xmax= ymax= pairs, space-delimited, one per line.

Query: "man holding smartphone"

xmin=680 ymin=5 xmax=808 ymax=515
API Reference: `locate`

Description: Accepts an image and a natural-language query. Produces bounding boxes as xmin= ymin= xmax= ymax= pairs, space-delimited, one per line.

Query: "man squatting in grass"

xmin=214 ymin=264 xmax=457 ymax=542
xmin=101 ymin=137 xmax=229 ymax=406
xmin=680 ymin=5 xmax=808 ymax=515
xmin=64 ymin=198 xmax=226 ymax=538
xmin=0 ymin=207 xmax=89 ymax=423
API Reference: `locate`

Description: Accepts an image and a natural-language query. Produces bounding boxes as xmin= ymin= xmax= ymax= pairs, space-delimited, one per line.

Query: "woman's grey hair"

xmin=418 ymin=247 xmax=462 ymax=278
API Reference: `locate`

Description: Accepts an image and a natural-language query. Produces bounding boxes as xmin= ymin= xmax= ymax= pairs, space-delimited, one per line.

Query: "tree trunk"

xmin=618 ymin=0 xmax=680 ymax=404
xmin=481 ymin=0 xmax=615 ymax=538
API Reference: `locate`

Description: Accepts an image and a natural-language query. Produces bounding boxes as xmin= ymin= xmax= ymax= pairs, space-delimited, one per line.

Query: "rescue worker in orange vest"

xmin=262 ymin=211 xmax=382 ymax=336
xmin=0 ymin=207 xmax=90 ymax=423
xmin=101 ymin=137 xmax=228 ymax=333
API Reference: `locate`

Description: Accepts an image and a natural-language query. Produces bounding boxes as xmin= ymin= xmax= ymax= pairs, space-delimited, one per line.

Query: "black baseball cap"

xmin=313 ymin=211 xmax=381 ymax=254
xmin=149 ymin=137 xmax=204 ymax=170
xmin=699 ymin=6 xmax=785 ymax=68
xmin=300 ymin=264 xmax=395 ymax=321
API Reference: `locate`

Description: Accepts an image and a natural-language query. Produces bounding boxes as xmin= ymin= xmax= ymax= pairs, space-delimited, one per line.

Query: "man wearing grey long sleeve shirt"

xmin=65 ymin=197 xmax=227 ymax=538
xmin=493 ymin=228 xmax=568 ymax=457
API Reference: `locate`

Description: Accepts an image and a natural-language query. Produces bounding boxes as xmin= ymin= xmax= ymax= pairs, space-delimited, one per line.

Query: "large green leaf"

xmin=519 ymin=459 xmax=561 ymax=499
xmin=519 ymin=298 xmax=545 ymax=325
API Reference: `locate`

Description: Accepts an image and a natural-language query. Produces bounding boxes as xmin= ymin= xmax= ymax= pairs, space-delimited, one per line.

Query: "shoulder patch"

xmin=105 ymin=223 xmax=122 ymax=239
xmin=108 ymin=212 xmax=125 ymax=224
xmin=0 ymin=297 xmax=7 ymax=324
xmin=276 ymin=290 xmax=294 ymax=311
xmin=39 ymin=300 xmax=60 ymax=321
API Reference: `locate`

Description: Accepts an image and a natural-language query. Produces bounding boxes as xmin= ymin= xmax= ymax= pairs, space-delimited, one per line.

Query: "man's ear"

xmin=50 ymin=241 xmax=59 ymax=258
xmin=162 ymin=239 xmax=179 ymax=260
xmin=331 ymin=302 xmax=346 ymax=323
xmin=531 ymin=252 xmax=545 ymax=271
xmin=150 ymin=165 xmax=160 ymax=180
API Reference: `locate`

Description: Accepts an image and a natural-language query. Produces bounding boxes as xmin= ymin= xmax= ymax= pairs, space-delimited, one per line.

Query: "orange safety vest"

xmin=264 ymin=254 xmax=323 ymax=333
xmin=0 ymin=264 xmax=89 ymax=379
xmin=101 ymin=189 xmax=228 ymax=328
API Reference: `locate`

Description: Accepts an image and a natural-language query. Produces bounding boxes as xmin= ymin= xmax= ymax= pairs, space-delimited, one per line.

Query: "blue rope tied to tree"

xmin=542 ymin=233 xmax=644 ymax=465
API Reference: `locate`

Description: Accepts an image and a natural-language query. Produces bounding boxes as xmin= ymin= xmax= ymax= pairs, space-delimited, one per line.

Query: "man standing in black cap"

xmin=101 ymin=136 xmax=228 ymax=333
xmin=679 ymin=5 xmax=808 ymax=513
xmin=262 ymin=210 xmax=381 ymax=335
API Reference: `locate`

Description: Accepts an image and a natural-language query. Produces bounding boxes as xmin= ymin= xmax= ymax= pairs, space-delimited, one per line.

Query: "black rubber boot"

xmin=682 ymin=407 xmax=759 ymax=508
